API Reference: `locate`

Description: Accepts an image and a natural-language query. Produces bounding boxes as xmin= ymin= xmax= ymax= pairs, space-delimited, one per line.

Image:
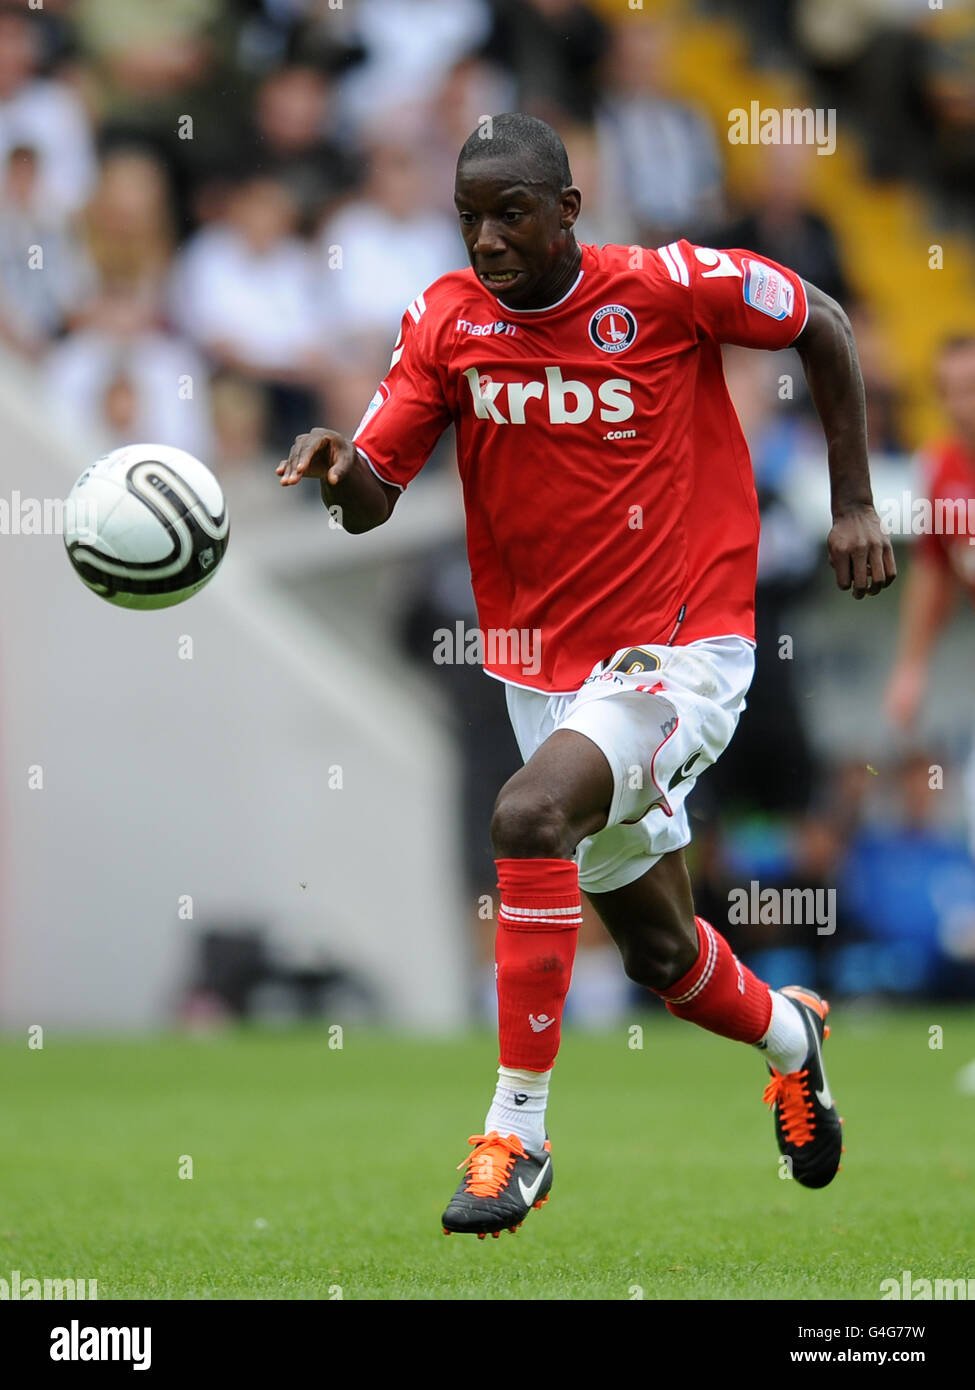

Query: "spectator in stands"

xmin=334 ymin=0 xmax=492 ymax=135
xmin=484 ymin=0 xmax=612 ymax=125
xmin=885 ymin=337 xmax=975 ymax=854
xmin=317 ymin=138 xmax=461 ymax=433
xmin=243 ymin=64 xmax=358 ymax=229
xmin=169 ymin=171 xmax=326 ymax=452
xmin=44 ymin=282 xmax=213 ymax=458
xmin=229 ymin=0 xmax=336 ymax=78
xmin=0 ymin=8 xmax=97 ymax=216
xmin=792 ymin=0 xmax=930 ymax=184
xmin=848 ymin=303 xmax=908 ymax=456
xmin=0 ymin=144 xmax=94 ymax=358
xmin=0 ymin=0 xmax=81 ymax=78
xmin=718 ymin=144 xmax=852 ymax=309
xmin=74 ymin=0 xmax=246 ymax=234
xmin=593 ymin=15 xmax=723 ymax=246
xmin=210 ymin=372 xmax=270 ymax=473
xmin=923 ymin=6 xmax=975 ymax=229
xmin=706 ymin=0 xmax=800 ymax=71
xmin=72 ymin=0 xmax=224 ymax=126
xmin=83 ymin=148 xmax=176 ymax=299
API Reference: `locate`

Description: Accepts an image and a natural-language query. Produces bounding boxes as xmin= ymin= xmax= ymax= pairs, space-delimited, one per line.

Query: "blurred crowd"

xmin=1 ymin=0 xmax=971 ymax=457
xmin=3 ymin=0 xmax=974 ymax=1011
xmin=2 ymin=0 xmax=944 ymax=469
xmin=712 ymin=0 xmax=975 ymax=225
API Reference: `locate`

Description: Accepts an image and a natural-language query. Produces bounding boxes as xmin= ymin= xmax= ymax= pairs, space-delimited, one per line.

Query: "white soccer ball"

xmin=63 ymin=443 xmax=229 ymax=609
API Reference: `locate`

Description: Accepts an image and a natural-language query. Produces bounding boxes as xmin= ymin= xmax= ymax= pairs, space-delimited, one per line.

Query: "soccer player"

xmin=278 ymin=114 xmax=896 ymax=1237
xmin=885 ymin=336 xmax=975 ymax=843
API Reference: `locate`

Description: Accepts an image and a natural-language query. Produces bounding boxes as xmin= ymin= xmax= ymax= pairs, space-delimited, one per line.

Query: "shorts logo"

xmin=589 ymin=304 xmax=637 ymax=354
xmin=608 ymin=647 xmax=661 ymax=675
xmin=668 ymin=747 xmax=703 ymax=791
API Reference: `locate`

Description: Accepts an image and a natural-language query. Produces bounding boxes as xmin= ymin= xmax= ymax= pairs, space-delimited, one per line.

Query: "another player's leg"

xmin=588 ymin=853 xmax=844 ymax=1189
xmin=442 ymin=730 xmax=612 ymax=1237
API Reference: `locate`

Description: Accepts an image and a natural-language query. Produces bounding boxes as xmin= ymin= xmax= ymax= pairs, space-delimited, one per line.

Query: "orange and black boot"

xmin=442 ymin=1131 xmax=552 ymax=1237
xmin=763 ymin=986 xmax=844 ymax=1189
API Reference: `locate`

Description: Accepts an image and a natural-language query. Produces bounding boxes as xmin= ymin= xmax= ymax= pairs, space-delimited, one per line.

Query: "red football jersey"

xmin=353 ymin=239 xmax=808 ymax=691
xmin=917 ymin=438 xmax=975 ymax=592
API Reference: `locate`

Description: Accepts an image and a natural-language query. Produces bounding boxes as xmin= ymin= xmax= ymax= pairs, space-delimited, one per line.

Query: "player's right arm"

xmin=277 ymin=429 xmax=399 ymax=534
xmin=277 ymin=290 xmax=452 ymax=534
xmin=884 ymin=536 xmax=959 ymax=729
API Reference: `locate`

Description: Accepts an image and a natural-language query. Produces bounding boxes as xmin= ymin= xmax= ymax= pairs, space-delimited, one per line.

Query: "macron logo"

xmin=456 ymin=318 xmax=517 ymax=337
xmin=529 ymin=1013 xmax=555 ymax=1033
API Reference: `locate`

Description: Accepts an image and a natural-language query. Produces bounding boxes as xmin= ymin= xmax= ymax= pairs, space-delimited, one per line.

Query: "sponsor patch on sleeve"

xmin=742 ymin=259 xmax=795 ymax=320
xmin=353 ymin=382 xmax=389 ymax=438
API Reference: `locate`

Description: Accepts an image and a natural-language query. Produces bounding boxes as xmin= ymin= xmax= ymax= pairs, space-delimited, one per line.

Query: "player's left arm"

xmin=793 ymin=280 xmax=896 ymax=599
xmin=679 ymin=239 xmax=895 ymax=600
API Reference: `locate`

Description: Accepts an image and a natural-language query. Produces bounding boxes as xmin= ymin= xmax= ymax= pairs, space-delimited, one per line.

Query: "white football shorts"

xmin=504 ymin=636 xmax=755 ymax=894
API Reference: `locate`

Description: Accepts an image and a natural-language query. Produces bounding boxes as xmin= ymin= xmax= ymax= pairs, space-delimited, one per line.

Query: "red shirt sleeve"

xmin=915 ymin=448 xmax=953 ymax=570
xmin=667 ymin=240 xmax=808 ymax=349
xmin=352 ymin=294 xmax=452 ymax=490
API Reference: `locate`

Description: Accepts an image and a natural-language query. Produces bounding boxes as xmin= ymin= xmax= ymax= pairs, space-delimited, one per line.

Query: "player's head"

xmin=454 ymin=113 xmax=581 ymax=310
xmin=935 ymin=335 xmax=975 ymax=448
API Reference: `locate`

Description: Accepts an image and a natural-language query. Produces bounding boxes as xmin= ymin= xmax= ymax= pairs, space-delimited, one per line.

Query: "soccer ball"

xmin=63 ymin=443 xmax=229 ymax=609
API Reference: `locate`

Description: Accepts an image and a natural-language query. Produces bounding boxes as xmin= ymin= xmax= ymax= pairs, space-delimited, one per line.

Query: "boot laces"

xmin=764 ymin=1068 xmax=815 ymax=1146
xmin=457 ymin=1131 xmax=527 ymax=1197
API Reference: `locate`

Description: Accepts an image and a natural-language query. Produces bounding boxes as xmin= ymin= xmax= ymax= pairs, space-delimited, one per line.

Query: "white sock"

xmin=484 ymin=1066 xmax=549 ymax=1151
xmin=755 ymin=990 xmax=809 ymax=1074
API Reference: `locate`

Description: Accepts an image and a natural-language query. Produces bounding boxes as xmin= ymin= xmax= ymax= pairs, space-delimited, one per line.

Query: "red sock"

xmin=495 ymin=858 xmax=582 ymax=1071
xmin=658 ymin=917 xmax=772 ymax=1043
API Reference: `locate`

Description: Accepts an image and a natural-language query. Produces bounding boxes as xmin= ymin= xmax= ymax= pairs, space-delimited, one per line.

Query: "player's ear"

xmin=558 ymin=186 xmax=582 ymax=231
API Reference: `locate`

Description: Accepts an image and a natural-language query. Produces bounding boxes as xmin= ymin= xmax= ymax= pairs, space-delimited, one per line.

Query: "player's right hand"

xmin=826 ymin=504 xmax=896 ymax=599
xmin=277 ymin=428 xmax=356 ymax=487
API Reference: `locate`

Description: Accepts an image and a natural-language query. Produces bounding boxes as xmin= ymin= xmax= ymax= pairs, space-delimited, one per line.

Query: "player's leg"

xmin=588 ymin=853 xmax=844 ymax=1188
xmin=485 ymin=728 xmax=610 ymax=1141
xmin=442 ymin=727 xmax=612 ymax=1237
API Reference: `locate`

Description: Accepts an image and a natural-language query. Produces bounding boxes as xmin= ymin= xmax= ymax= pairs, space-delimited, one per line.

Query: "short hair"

xmin=456 ymin=113 xmax=572 ymax=197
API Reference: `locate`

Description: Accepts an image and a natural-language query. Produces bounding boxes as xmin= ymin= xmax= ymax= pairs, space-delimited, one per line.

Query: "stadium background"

xmin=1 ymin=0 xmax=975 ymax=1303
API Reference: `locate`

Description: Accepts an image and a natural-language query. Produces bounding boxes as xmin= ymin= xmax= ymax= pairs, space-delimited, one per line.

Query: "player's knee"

xmin=491 ymin=786 xmax=574 ymax=860
xmin=619 ymin=928 xmax=693 ymax=991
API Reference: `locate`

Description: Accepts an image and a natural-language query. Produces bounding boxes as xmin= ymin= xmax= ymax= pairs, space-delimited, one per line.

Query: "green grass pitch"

xmin=3 ymin=1008 xmax=974 ymax=1299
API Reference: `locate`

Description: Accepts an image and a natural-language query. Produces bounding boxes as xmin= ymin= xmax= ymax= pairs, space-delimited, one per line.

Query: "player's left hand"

xmin=827 ymin=504 xmax=896 ymax=599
